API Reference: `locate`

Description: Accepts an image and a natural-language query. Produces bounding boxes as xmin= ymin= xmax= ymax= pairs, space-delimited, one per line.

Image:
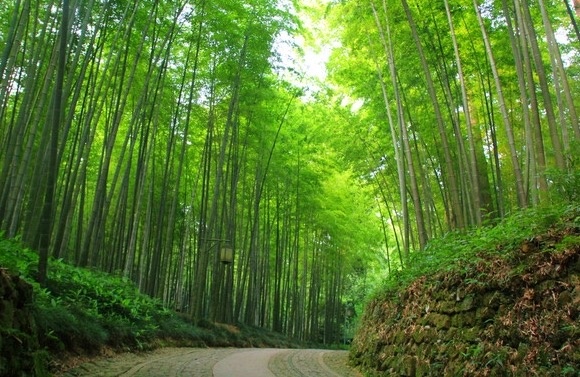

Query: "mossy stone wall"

xmin=0 ymin=269 xmax=47 ymax=376
xmin=351 ymin=232 xmax=580 ymax=376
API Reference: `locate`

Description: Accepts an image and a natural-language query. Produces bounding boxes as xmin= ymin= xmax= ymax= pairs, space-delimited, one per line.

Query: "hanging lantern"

xmin=220 ymin=245 xmax=233 ymax=264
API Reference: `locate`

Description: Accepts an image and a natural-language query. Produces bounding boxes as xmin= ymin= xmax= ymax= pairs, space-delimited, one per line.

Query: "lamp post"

xmin=219 ymin=243 xmax=233 ymax=264
xmin=202 ymin=238 xmax=234 ymax=323
xmin=219 ymin=243 xmax=233 ymax=323
xmin=202 ymin=238 xmax=233 ymax=263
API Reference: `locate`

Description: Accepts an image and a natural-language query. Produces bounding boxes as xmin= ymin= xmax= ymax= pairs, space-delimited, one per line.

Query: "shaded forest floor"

xmin=350 ymin=204 xmax=580 ymax=376
xmin=0 ymin=239 xmax=304 ymax=376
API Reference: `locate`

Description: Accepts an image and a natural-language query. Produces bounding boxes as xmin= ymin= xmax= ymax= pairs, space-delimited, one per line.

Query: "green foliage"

xmin=375 ymin=204 xmax=580 ymax=299
xmin=546 ymin=142 xmax=580 ymax=203
xmin=0 ymin=239 xmax=163 ymax=353
xmin=0 ymin=234 xmax=38 ymax=276
xmin=561 ymin=365 xmax=579 ymax=377
xmin=155 ymin=314 xmax=204 ymax=342
xmin=0 ymin=327 xmax=50 ymax=377
xmin=0 ymin=234 xmax=302 ymax=371
xmin=36 ymin=305 xmax=108 ymax=352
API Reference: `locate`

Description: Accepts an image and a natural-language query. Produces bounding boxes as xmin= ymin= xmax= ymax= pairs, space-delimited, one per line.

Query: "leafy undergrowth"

xmin=0 ymin=238 xmax=300 ymax=375
xmin=351 ymin=204 xmax=580 ymax=376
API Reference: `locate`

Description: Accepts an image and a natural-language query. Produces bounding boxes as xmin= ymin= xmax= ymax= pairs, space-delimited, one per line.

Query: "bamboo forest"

xmin=1 ymin=0 xmax=579 ymax=349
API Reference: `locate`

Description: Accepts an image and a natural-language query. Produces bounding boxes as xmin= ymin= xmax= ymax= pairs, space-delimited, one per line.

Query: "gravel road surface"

xmin=59 ymin=348 xmax=363 ymax=377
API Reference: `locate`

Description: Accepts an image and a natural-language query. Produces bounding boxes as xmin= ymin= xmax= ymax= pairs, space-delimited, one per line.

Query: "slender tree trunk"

xmin=402 ymin=0 xmax=464 ymax=230
xmin=474 ymin=0 xmax=527 ymax=208
xmin=563 ymin=0 xmax=580 ymax=43
xmin=538 ymin=0 xmax=580 ymax=142
xmin=191 ymin=89 xmax=216 ymax=320
xmin=501 ymin=0 xmax=544 ymax=205
xmin=371 ymin=0 xmax=410 ymax=257
xmin=38 ymin=0 xmax=69 ymax=284
xmin=4 ymin=3 xmax=58 ymax=240
xmin=518 ymin=0 xmax=565 ymax=171
xmin=80 ymin=1 xmax=143 ymax=266
xmin=166 ymin=0 xmax=206 ymax=310
xmin=444 ymin=0 xmax=484 ymax=224
xmin=0 ymin=0 xmax=30 ymax=131
xmin=53 ymin=0 xmax=104 ymax=259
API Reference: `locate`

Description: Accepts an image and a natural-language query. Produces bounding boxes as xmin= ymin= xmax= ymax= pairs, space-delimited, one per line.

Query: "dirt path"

xmin=58 ymin=348 xmax=363 ymax=377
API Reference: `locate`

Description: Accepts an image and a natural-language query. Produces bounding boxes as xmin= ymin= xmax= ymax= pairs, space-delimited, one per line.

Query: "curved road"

xmin=59 ymin=348 xmax=363 ymax=377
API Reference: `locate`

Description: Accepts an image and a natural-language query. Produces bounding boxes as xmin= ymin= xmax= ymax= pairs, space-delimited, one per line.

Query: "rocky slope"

xmin=350 ymin=214 xmax=580 ymax=376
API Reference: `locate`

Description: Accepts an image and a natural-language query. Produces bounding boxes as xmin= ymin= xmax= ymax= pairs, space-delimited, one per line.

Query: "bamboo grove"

xmin=0 ymin=0 xmax=579 ymax=344
xmin=326 ymin=0 xmax=580 ymax=260
xmin=0 ymin=0 xmax=384 ymax=344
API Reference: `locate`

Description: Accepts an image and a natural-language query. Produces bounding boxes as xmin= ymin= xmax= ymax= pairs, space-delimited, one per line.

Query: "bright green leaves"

xmin=324 ymin=0 xmax=580 ymax=263
xmin=316 ymin=169 xmax=381 ymax=249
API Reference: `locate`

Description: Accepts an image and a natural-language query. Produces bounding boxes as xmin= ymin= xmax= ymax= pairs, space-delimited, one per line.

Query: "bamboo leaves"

xmin=326 ymin=0 xmax=579 ymax=259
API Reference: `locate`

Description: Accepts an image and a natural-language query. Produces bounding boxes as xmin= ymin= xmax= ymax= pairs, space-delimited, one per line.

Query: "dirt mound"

xmin=350 ymin=221 xmax=580 ymax=376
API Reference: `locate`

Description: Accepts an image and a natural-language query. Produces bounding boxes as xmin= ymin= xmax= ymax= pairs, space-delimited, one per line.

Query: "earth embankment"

xmin=351 ymin=216 xmax=580 ymax=376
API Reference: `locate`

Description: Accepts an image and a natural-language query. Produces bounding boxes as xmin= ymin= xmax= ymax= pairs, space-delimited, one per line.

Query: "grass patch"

xmin=376 ymin=204 xmax=580 ymax=300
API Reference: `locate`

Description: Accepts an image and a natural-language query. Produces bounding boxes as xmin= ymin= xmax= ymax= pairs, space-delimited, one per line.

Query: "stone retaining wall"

xmin=351 ymin=233 xmax=580 ymax=376
xmin=0 ymin=268 xmax=46 ymax=376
